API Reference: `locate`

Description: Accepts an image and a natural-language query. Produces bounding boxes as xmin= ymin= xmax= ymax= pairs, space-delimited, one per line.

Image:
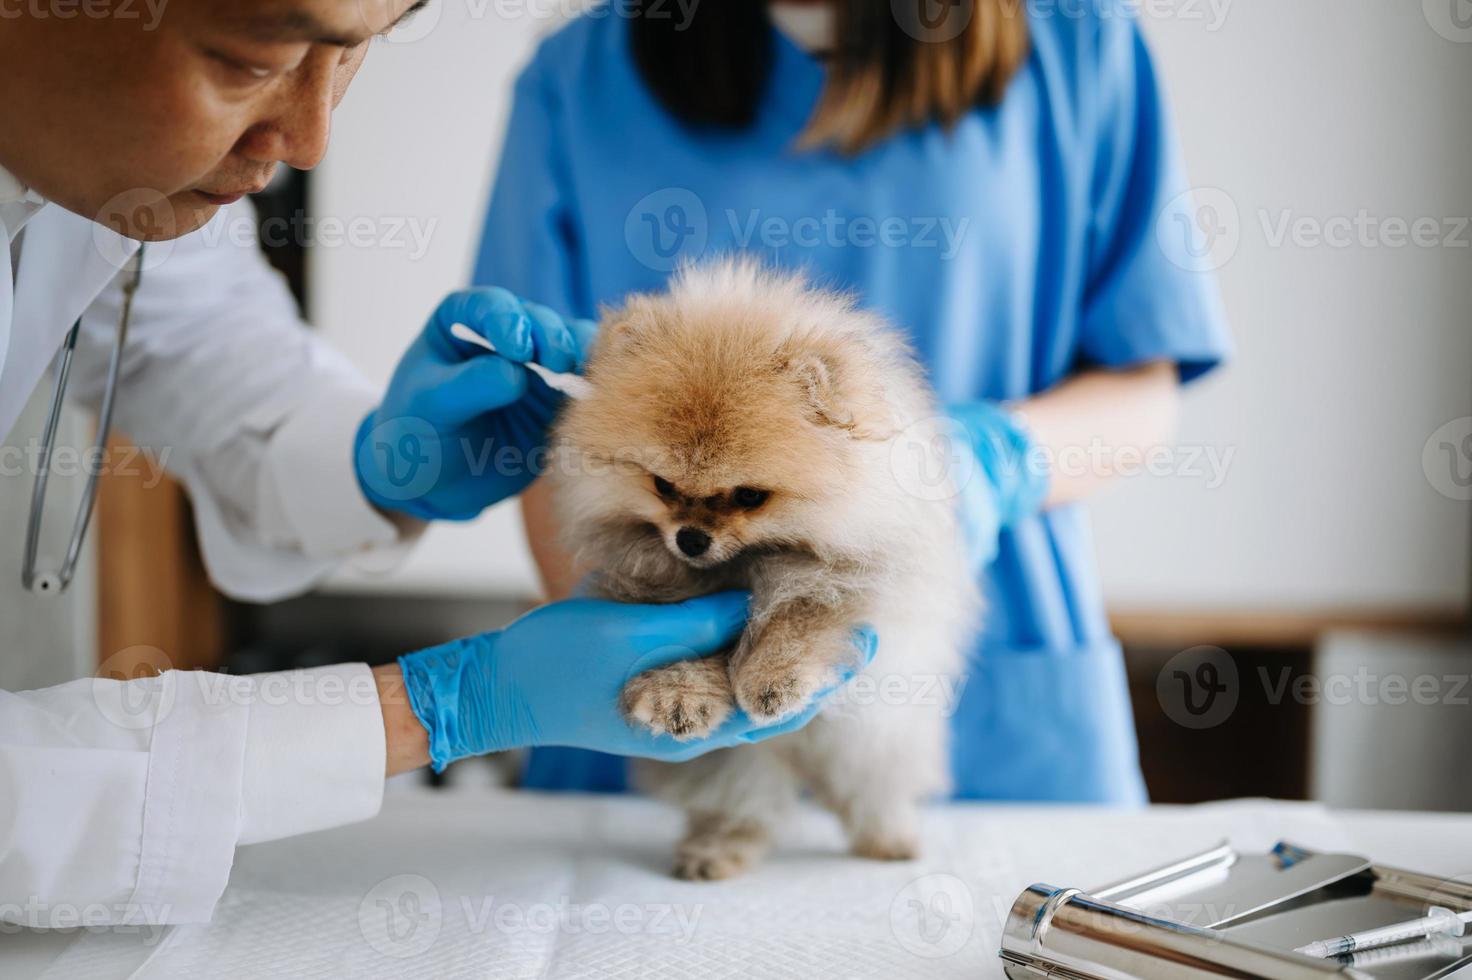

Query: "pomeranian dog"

xmin=548 ymin=259 xmax=979 ymax=879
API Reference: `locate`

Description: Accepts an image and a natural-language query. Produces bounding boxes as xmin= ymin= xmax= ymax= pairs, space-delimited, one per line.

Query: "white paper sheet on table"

xmin=38 ymin=791 xmax=1359 ymax=980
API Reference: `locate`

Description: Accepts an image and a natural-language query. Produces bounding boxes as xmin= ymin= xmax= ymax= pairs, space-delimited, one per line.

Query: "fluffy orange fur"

xmin=549 ymin=258 xmax=979 ymax=879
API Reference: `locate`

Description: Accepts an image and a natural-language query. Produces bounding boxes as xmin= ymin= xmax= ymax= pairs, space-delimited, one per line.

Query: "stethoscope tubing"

xmin=21 ymin=243 xmax=145 ymax=595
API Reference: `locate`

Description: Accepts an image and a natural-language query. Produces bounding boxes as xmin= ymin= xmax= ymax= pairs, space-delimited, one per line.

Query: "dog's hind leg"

xmin=636 ymin=746 xmax=797 ymax=880
xmin=788 ymin=708 xmax=950 ymax=863
xmin=674 ymin=811 xmax=771 ymax=881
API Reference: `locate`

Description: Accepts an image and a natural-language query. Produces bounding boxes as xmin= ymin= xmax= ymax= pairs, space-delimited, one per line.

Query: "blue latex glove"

xmin=398 ymin=591 xmax=878 ymax=772
xmin=355 ymin=288 xmax=597 ymax=521
xmin=946 ymin=401 xmax=1050 ymax=568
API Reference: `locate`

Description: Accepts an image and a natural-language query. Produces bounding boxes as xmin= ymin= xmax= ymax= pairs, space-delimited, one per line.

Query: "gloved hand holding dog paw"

xmin=396 ymin=591 xmax=877 ymax=772
xmin=355 ymin=287 xmax=596 ymax=521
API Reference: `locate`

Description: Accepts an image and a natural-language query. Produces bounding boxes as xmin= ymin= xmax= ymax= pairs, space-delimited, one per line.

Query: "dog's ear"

xmin=782 ymin=351 xmax=900 ymax=439
xmin=591 ymin=305 xmax=636 ymax=357
xmin=785 ymin=354 xmax=857 ymax=431
xmin=591 ymin=295 xmax=658 ymax=361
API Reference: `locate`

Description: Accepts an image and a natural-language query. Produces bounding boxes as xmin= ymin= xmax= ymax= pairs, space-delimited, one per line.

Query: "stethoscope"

xmin=21 ymin=244 xmax=145 ymax=595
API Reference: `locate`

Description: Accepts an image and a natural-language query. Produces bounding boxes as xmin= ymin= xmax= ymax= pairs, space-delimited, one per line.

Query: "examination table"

xmin=7 ymin=788 xmax=1470 ymax=978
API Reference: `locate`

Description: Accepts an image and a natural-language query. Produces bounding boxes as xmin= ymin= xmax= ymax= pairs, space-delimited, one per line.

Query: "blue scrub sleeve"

xmin=474 ymin=54 xmax=588 ymax=318
xmin=1078 ymin=16 xmax=1232 ymax=384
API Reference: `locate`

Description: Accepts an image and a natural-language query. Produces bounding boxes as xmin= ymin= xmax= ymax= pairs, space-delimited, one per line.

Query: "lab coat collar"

xmin=0 ymin=203 xmax=141 ymax=442
xmin=0 ymin=162 xmax=51 ymax=419
xmin=0 ymin=162 xmax=48 ymax=243
xmin=0 ymin=161 xmax=32 ymax=203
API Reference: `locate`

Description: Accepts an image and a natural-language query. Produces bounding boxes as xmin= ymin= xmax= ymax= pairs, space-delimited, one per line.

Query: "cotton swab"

xmin=448 ymin=322 xmax=593 ymax=400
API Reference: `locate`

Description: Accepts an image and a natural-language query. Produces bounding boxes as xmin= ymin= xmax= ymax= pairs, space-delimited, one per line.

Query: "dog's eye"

xmin=732 ymin=486 xmax=770 ymax=509
xmin=652 ymin=475 xmax=676 ymax=497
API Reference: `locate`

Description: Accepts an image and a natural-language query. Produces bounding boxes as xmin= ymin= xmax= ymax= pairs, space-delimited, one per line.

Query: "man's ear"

xmin=781 ymin=351 xmax=898 ymax=439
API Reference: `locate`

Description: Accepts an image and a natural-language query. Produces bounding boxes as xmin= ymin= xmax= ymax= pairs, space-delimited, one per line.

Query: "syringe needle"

xmin=1296 ymin=907 xmax=1472 ymax=959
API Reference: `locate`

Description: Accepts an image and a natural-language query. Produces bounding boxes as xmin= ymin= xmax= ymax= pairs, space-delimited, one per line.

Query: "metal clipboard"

xmin=999 ymin=841 xmax=1472 ymax=979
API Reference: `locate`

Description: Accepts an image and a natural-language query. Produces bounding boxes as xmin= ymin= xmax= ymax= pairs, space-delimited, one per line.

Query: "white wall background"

xmin=312 ymin=1 xmax=1472 ymax=613
xmin=1091 ymin=1 xmax=1472 ymax=614
xmin=1311 ymin=628 xmax=1472 ymax=810
xmin=312 ymin=3 xmax=560 ymax=597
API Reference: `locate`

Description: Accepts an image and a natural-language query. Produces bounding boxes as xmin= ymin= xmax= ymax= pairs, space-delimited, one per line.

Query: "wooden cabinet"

xmin=95 ymin=434 xmax=224 ymax=677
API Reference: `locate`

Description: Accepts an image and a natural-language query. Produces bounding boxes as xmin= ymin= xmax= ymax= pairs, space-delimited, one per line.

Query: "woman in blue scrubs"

xmin=474 ymin=0 xmax=1230 ymax=803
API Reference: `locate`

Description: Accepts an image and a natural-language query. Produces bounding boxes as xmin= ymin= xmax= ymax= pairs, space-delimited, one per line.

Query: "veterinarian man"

xmin=0 ymin=0 xmax=868 ymax=927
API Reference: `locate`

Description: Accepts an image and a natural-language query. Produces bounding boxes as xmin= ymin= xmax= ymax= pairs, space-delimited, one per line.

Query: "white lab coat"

xmin=1 ymin=172 xmax=405 ymax=925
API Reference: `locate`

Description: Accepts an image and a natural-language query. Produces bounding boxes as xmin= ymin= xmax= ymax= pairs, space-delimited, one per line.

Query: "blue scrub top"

xmin=473 ymin=3 xmax=1231 ymax=804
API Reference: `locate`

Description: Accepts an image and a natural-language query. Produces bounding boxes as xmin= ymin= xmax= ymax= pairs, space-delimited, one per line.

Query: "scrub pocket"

xmin=948 ymin=639 xmax=1148 ymax=805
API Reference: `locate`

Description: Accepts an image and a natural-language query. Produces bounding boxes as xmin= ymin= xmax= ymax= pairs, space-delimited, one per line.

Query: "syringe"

xmin=1337 ymin=934 xmax=1463 ymax=969
xmin=1295 ymin=906 xmax=1472 ymax=959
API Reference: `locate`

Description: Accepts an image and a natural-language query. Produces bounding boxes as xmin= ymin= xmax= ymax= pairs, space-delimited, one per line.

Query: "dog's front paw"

xmin=620 ymin=656 xmax=734 ymax=741
xmin=730 ymin=643 xmax=834 ymax=724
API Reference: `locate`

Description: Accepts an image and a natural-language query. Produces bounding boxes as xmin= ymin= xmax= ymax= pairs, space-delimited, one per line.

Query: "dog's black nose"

xmin=676 ymin=527 xmax=711 ymax=557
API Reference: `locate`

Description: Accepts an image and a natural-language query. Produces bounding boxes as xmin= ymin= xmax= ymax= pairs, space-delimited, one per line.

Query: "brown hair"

xmin=629 ymin=1 xmax=1031 ymax=155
